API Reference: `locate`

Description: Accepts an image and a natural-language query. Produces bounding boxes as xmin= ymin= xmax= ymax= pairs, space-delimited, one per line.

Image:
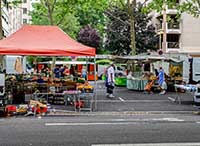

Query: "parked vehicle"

xmin=96 ymin=59 xmax=126 ymax=80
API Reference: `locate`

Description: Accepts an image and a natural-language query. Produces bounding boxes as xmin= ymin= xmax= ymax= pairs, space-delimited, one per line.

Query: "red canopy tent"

xmin=0 ymin=25 xmax=96 ymax=56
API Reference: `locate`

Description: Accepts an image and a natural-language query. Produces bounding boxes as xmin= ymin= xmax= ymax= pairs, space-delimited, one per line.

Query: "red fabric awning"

xmin=0 ymin=25 xmax=96 ymax=56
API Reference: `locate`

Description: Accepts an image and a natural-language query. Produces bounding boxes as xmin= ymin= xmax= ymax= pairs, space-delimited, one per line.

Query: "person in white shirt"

xmin=105 ymin=62 xmax=115 ymax=98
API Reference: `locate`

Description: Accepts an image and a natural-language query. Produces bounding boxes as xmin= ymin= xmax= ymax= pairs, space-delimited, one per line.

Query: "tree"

xmin=31 ymin=0 xmax=110 ymax=39
xmin=78 ymin=25 xmax=100 ymax=53
xmin=127 ymin=0 xmax=137 ymax=56
xmin=135 ymin=4 xmax=159 ymax=53
xmin=30 ymin=0 xmax=113 ymax=54
xmin=111 ymin=0 xmax=137 ymax=56
xmin=30 ymin=0 xmax=81 ymax=39
xmin=105 ymin=2 xmax=158 ymax=55
xmin=74 ymin=0 xmax=109 ymax=35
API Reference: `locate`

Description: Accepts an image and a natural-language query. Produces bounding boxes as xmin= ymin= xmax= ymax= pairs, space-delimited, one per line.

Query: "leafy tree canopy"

xmin=74 ymin=0 xmax=109 ymax=34
xmin=30 ymin=0 xmax=81 ymax=39
xmin=30 ymin=0 xmax=110 ymax=39
xmin=179 ymin=0 xmax=200 ymax=17
xmin=143 ymin=0 xmax=200 ymax=18
xmin=105 ymin=2 xmax=158 ymax=55
xmin=78 ymin=25 xmax=101 ymax=53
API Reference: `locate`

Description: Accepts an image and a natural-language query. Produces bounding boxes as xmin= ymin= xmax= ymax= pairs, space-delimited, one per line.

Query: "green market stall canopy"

xmin=0 ymin=25 xmax=95 ymax=56
xmin=113 ymin=53 xmax=184 ymax=64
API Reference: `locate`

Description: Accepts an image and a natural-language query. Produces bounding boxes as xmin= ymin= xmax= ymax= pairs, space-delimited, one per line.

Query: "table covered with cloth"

xmin=174 ymin=84 xmax=197 ymax=92
xmin=127 ymin=79 xmax=148 ymax=91
xmin=168 ymin=84 xmax=200 ymax=104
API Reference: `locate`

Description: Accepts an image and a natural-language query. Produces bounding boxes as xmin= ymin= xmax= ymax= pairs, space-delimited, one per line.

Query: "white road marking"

xmin=45 ymin=118 xmax=185 ymax=126
xmin=168 ymin=97 xmax=176 ymax=102
xmin=118 ymin=97 xmax=125 ymax=102
xmin=91 ymin=143 xmax=200 ymax=146
xmin=45 ymin=122 xmax=136 ymax=126
xmin=96 ymin=100 xmax=169 ymax=103
xmin=152 ymin=118 xmax=185 ymax=122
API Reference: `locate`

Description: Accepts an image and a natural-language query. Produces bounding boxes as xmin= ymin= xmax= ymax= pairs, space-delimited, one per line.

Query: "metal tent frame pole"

xmin=94 ymin=56 xmax=97 ymax=111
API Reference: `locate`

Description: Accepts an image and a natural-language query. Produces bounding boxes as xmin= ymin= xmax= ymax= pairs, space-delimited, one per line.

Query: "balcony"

xmin=168 ymin=23 xmax=179 ymax=29
xmin=166 ymin=8 xmax=178 ymax=15
xmin=166 ymin=42 xmax=181 ymax=52
xmin=167 ymin=22 xmax=181 ymax=34
xmin=157 ymin=22 xmax=181 ymax=34
xmin=168 ymin=42 xmax=179 ymax=48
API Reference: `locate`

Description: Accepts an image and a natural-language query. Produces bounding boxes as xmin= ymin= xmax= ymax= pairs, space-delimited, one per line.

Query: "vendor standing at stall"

xmin=105 ymin=62 xmax=115 ymax=98
xmin=157 ymin=67 xmax=167 ymax=95
xmin=60 ymin=66 xmax=70 ymax=77
xmin=54 ymin=66 xmax=61 ymax=78
xmin=81 ymin=66 xmax=87 ymax=80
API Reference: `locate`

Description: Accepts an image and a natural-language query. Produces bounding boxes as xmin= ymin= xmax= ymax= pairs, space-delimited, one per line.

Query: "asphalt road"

xmin=49 ymin=81 xmax=198 ymax=114
xmin=94 ymin=81 xmax=197 ymax=112
xmin=1 ymin=114 xmax=200 ymax=146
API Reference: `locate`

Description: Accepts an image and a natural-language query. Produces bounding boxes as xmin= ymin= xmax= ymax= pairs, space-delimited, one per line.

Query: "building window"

xmin=167 ymin=34 xmax=180 ymax=49
xmin=23 ymin=8 xmax=27 ymax=14
xmin=23 ymin=19 xmax=27 ymax=24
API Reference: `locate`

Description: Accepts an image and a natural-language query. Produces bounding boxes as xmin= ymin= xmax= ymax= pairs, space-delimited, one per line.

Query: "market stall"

xmin=38 ymin=61 xmax=98 ymax=81
xmin=0 ymin=25 xmax=96 ymax=113
xmin=114 ymin=52 xmax=186 ymax=91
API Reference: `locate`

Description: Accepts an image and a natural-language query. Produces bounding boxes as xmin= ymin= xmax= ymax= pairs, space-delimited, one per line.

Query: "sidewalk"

xmin=47 ymin=110 xmax=197 ymax=117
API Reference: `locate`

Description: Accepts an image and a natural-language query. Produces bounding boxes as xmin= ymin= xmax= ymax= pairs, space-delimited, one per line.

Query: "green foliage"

xmin=78 ymin=25 xmax=101 ymax=52
xmin=178 ymin=0 xmax=200 ymax=17
xmin=30 ymin=1 xmax=81 ymax=39
xmin=144 ymin=0 xmax=179 ymax=13
xmin=75 ymin=0 xmax=109 ymax=34
xmin=8 ymin=0 xmax=22 ymax=7
xmin=135 ymin=4 xmax=159 ymax=53
xmin=30 ymin=0 xmax=110 ymax=51
xmin=144 ymin=0 xmax=200 ymax=18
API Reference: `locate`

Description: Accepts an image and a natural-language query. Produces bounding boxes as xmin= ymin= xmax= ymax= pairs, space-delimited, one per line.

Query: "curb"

xmin=46 ymin=110 xmax=196 ymax=116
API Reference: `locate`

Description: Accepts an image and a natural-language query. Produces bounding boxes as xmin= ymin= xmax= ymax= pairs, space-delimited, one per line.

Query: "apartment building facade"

xmin=154 ymin=0 xmax=200 ymax=56
xmin=1 ymin=0 xmax=10 ymax=37
xmin=8 ymin=3 xmax=23 ymax=35
xmin=9 ymin=0 xmax=33 ymax=35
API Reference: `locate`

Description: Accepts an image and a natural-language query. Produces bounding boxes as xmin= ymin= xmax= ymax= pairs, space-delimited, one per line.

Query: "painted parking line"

xmin=168 ymin=97 xmax=176 ymax=102
xmin=91 ymin=143 xmax=200 ymax=146
xmin=118 ymin=97 xmax=125 ymax=102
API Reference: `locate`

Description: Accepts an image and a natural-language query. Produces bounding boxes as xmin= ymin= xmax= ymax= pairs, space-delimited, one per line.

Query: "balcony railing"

xmin=157 ymin=22 xmax=180 ymax=32
xmin=167 ymin=23 xmax=180 ymax=29
xmin=167 ymin=2 xmax=180 ymax=10
xmin=167 ymin=42 xmax=180 ymax=49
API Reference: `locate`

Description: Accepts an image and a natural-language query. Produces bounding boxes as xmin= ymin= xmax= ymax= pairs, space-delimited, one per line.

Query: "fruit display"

xmin=169 ymin=64 xmax=182 ymax=77
xmin=77 ymin=81 xmax=93 ymax=93
xmin=16 ymin=104 xmax=28 ymax=114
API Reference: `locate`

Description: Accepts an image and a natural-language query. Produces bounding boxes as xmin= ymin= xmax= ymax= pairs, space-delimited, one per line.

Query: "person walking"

xmin=157 ymin=67 xmax=167 ymax=94
xmin=105 ymin=62 xmax=115 ymax=98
